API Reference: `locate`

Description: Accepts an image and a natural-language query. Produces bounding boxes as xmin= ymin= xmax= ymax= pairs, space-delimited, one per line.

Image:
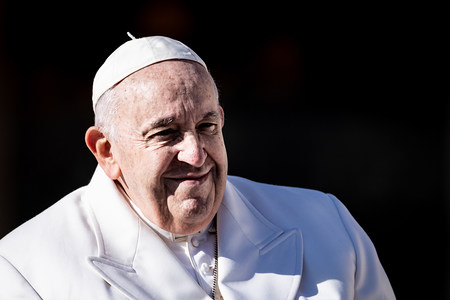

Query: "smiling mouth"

xmin=167 ymin=171 xmax=211 ymax=185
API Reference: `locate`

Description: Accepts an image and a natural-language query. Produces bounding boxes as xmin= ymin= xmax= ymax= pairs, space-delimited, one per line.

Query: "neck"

xmin=114 ymin=180 xmax=215 ymax=235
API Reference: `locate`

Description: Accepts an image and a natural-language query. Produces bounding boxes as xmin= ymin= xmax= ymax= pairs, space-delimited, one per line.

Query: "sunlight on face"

xmin=110 ymin=60 xmax=228 ymax=234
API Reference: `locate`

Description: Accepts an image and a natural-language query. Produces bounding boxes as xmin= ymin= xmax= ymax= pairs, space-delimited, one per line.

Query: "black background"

xmin=0 ymin=1 xmax=448 ymax=298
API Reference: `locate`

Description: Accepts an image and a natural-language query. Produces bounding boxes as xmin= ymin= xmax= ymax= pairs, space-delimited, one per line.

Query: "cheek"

xmin=124 ymin=152 xmax=170 ymax=203
xmin=138 ymin=149 xmax=178 ymax=190
xmin=207 ymin=137 xmax=227 ymax=167
xmin=116 ymin=147 xmax=161 ymax=184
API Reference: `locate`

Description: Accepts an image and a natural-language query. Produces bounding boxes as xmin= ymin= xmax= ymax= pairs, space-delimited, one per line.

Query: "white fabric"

xmin=92 ymin=36 xmax=207 ymax=111
xmin=0 ymin=166 xmax=396 ymax=299
xmin=127 ymin=198 xmax=216 ymax=296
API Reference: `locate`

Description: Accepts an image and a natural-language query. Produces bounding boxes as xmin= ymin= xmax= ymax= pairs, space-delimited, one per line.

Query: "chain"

xmin=212 ymin=217 xmax=222 ymax=300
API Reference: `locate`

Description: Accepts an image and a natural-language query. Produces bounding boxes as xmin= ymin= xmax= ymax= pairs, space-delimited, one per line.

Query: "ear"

xmin=85 ymin=126 xmax=121 ymax=180
xmin=219 ymin=106 xmax=225 ymax=128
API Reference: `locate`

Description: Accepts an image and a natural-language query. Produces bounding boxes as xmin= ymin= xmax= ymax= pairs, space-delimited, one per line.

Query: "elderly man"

xmin=0 ymin=35 xmax=395 ymax=299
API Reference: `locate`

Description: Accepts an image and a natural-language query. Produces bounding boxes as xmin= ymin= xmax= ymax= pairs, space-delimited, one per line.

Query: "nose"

xmin=176 ymin=133 xmax=207 ymax=168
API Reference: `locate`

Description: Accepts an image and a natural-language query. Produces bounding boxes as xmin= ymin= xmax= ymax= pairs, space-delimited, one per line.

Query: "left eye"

xmin=199 ymin=123 xmax=214 ymax=128
xmin=198 ymin=123 xmax=217 ymax=132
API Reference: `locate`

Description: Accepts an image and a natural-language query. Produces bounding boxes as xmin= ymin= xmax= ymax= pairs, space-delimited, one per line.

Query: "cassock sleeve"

xmin=328 ymin=194 xmax=396 ymax=300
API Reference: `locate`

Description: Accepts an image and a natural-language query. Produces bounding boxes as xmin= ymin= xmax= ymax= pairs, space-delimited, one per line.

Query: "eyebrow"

xmin=140 ymin=110 xmax=220 ymax=135
xmin=150 ymin=117 xmax=176 ymax=129
xmin=202 ymin=110 xmax=220 ymax=120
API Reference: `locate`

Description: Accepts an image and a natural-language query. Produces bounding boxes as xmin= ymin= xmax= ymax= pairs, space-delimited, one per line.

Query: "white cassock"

xmin=0 ymin=166 xmax=395 ymax=299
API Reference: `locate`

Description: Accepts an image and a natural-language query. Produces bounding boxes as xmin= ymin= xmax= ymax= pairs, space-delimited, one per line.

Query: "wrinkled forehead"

xmin=114 ymin=60 xmax=218 ymax=123
xmin=117 ymin=60 xmax=214 ymax=101
xmin=121 ymin=59 xmax=208 ymax=88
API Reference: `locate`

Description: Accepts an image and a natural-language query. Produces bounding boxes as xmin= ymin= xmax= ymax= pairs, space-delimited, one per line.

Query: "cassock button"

xmin=200 ymin=262 xmax=214 ymax=274
xmin=191 ymin=237 xmax=200 ymax=247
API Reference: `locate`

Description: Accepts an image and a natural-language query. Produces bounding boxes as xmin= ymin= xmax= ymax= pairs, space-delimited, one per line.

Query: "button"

xmin=200 ymin=262 xmax=214 ymax=274
xmin=191 ymin=237 xmax=200 ymax=247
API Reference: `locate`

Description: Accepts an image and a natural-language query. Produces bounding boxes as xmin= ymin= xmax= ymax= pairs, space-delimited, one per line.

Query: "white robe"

xmin=0 ymin=166 xmax=395 ymax=299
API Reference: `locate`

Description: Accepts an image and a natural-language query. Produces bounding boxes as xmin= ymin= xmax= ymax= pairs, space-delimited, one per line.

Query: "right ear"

xmin=85 ymin=126 xmax=121 ymax=180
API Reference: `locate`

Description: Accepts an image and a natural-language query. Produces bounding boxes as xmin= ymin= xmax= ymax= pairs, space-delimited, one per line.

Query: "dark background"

xmin=0 ymin=1 xmax=448 ymax=298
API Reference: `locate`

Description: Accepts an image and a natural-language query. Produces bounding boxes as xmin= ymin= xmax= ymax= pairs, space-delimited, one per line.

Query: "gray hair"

xmin=94 ymin=85 xmax=123 ymax=141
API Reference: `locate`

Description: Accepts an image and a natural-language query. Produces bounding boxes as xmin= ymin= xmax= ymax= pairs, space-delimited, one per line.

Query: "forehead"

xmin=116 ymin=60 xmax=217 ymax=124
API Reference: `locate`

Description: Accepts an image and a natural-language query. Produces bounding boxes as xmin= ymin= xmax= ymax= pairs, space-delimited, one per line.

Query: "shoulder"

xmin=0 ymin=186 xmax=94 ymax=262
xmin=227 ymin=175 xmax=336 ymax=209
xmin=226 ymin=175 xmax=353 ymax=233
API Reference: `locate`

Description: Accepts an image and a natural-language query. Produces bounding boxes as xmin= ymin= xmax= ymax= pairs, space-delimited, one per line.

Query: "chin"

xmin=183 ymin=198 xmax=214 ymax=219
xmin=171 ymin=198 xmax=218 ymax=234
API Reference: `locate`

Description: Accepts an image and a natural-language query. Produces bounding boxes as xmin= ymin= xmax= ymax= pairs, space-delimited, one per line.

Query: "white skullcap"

xmin=92 ymin=34 xmax=207 ymax=112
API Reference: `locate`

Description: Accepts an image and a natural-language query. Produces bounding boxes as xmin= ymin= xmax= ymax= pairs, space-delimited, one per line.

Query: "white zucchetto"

xmin=92 ymin=35 xmax=207 ymax=112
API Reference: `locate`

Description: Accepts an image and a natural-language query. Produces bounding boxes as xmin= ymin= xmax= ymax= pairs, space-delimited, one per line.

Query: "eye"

xmin=147 ymin=128 xmax=179 ymax=142
xmin=154 ymin=129 xmax=177 ymax=136
xmin=198 ymin=122 xmax=218 ymax=133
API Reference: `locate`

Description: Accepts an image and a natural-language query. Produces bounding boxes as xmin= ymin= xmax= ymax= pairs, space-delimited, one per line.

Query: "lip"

xmin=166 ymin=170 xmax=211 ymax=185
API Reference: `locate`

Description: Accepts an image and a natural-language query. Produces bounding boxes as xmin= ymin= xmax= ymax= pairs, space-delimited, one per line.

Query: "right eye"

xmin=153 ymin=129 xmax=177 ymax=137
xmin=146 ymin=128 xmax=180 ymax=143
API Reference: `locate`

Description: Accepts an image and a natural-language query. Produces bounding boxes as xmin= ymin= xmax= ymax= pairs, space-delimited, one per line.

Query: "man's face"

xmin=110 ymin=60 xmax=228 ymax=234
